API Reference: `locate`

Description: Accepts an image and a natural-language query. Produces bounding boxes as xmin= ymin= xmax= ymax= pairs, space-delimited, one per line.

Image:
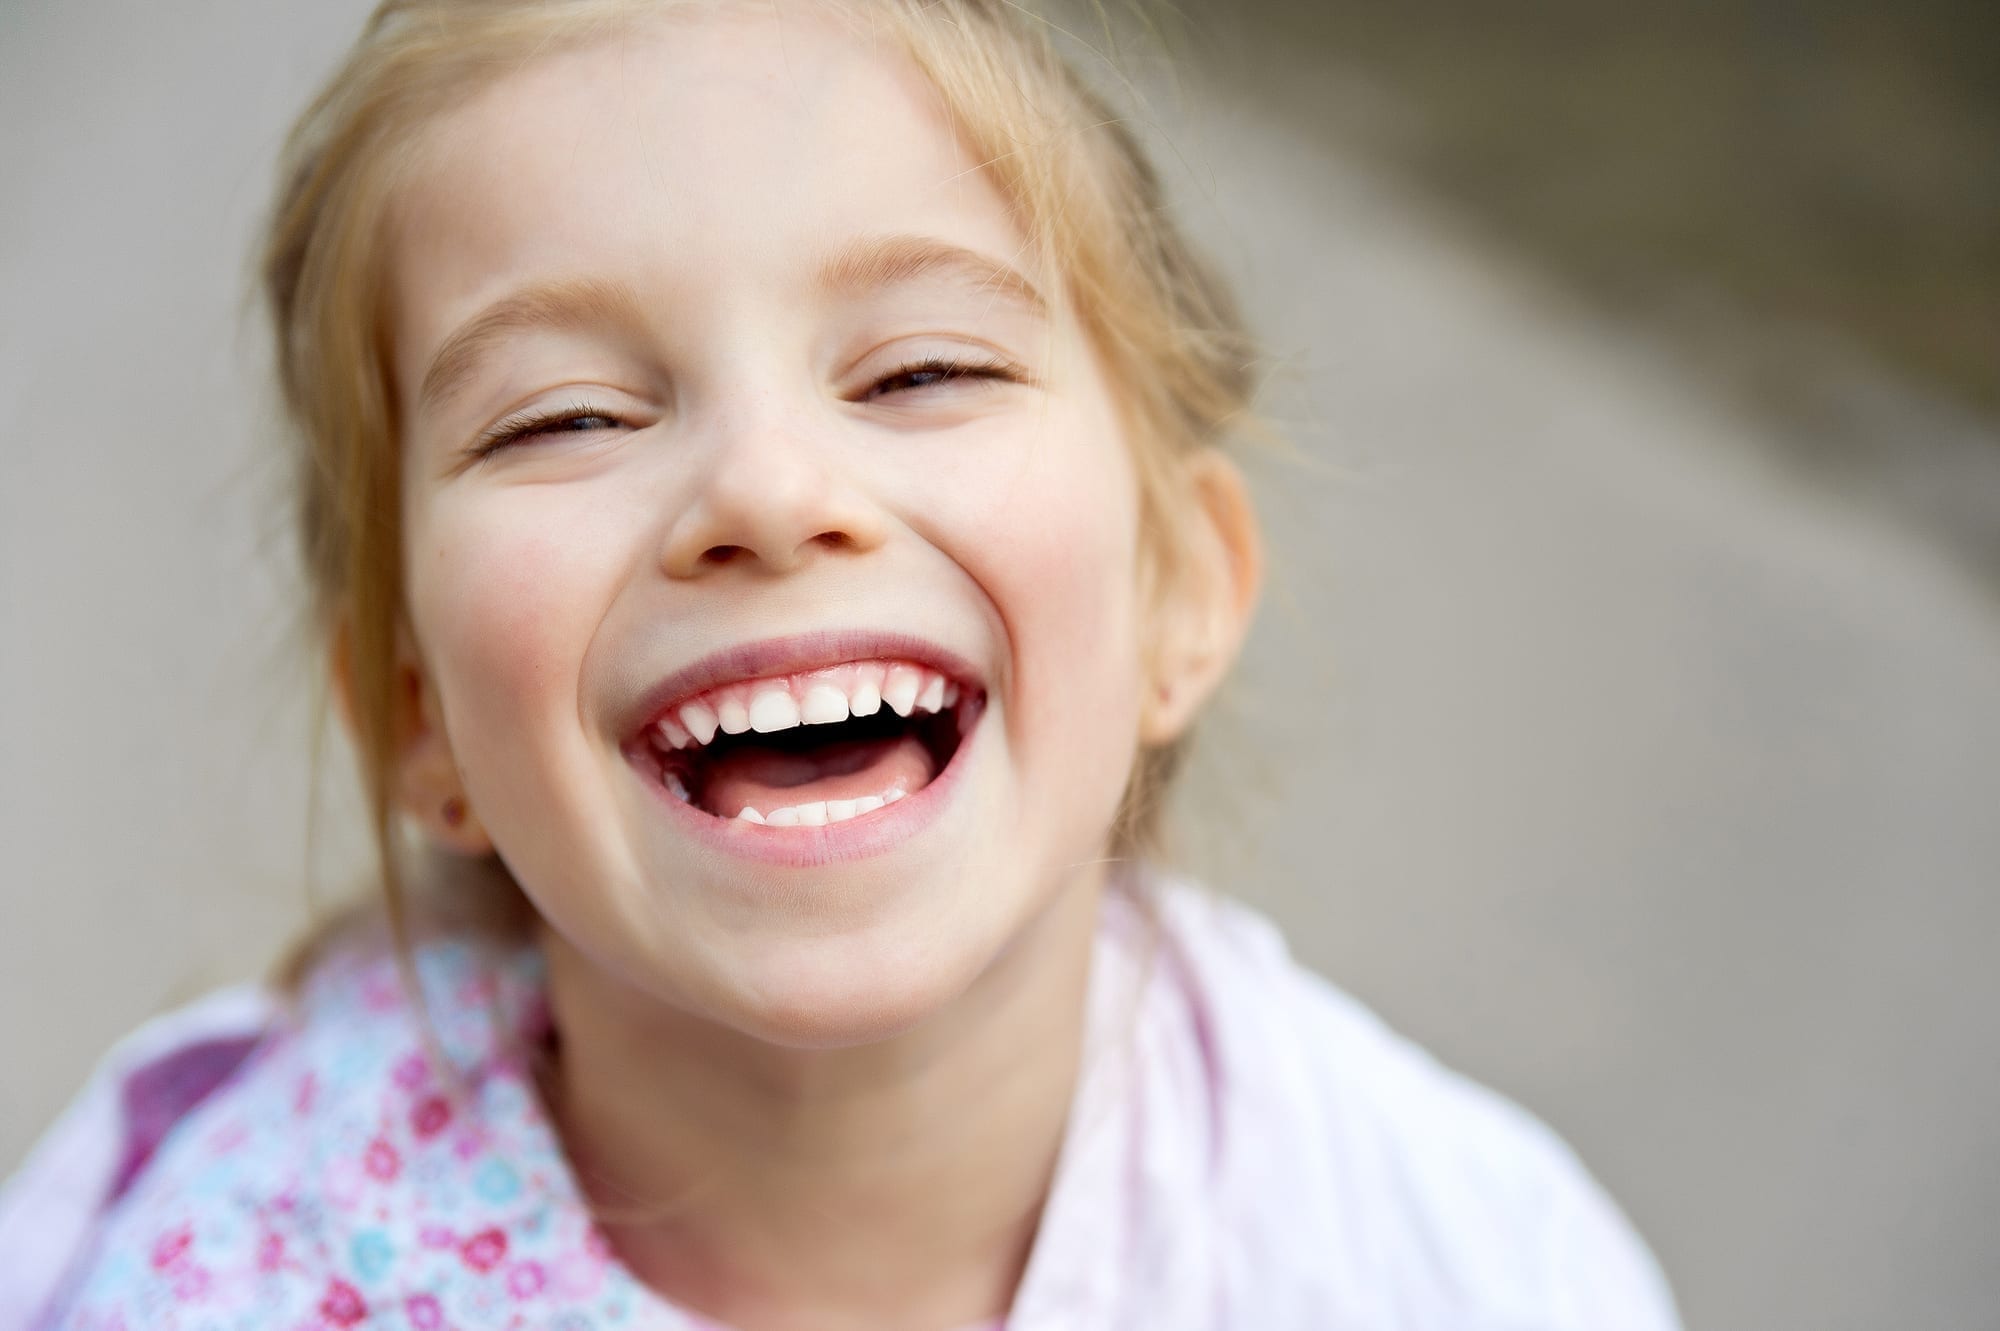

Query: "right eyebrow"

xmin=417 ymin=277 xmax=647 ymax=414
xmin=812 ymin=233 xmax=1048 ymax=319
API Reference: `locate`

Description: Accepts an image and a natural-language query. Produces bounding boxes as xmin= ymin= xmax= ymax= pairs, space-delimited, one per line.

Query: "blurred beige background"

xmin=4 ymin=3 xmax=1997 ymax=1329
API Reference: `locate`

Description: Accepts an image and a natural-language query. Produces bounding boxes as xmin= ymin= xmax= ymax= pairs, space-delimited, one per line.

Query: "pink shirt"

xmin=2 ymin=874 xmax=1679 ymax=1329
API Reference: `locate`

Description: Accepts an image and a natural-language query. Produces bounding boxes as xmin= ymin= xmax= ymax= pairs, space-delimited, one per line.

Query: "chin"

xmin=704 ymin=910 xmax=1006 ymax=1050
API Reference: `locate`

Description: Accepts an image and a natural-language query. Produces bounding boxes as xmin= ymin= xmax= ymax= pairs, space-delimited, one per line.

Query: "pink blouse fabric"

xmin=1 ymin=875 xmax=1680 ymax=1330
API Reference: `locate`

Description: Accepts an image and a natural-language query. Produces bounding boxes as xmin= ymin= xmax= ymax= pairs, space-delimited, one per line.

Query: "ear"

xmin=1138 ymin=448 xmax=1264 ymax=745
xmin=329 ymin=616 xmax=494 ymax=857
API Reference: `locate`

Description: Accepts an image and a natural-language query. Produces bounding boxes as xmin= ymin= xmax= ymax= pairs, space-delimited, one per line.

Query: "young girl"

xmin=1 ymin=2 xmax=1679 ymax=1327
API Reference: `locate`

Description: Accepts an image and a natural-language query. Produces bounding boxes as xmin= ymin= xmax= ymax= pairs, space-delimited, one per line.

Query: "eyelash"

xmin=863 ymin=353 xmax=1022 ymax=400
xmin=468 ymin=355 xmax=1025 ymax=458
xmin=471 ymin=401 xmax=621 ymax=458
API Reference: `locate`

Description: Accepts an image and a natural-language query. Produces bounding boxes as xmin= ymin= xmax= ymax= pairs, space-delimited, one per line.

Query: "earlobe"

xmin=329 ymin=616 xmax=494 ymax=857
xmin=1139 ymin=449 xmax=1264 ymax=745
xmin=396 ymin=662 xmax=496 ymax=857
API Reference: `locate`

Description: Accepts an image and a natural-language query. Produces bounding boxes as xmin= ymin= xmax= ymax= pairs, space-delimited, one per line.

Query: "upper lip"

xmin=621 ymin=629 xmax=986 ymax=740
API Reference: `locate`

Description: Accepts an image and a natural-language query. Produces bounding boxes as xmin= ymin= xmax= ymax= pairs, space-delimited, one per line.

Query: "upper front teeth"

xmin=799 ymin=684 xmax=848 ymax=726
xmin=655 ymin=660 xmax=963 ymax=751
xmin=748 ymin=690 xmax=801 ymax=733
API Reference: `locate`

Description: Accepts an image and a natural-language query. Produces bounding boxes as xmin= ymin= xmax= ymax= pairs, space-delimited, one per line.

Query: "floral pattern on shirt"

xmin=49 ymin=933 xmax=704 ymax=1330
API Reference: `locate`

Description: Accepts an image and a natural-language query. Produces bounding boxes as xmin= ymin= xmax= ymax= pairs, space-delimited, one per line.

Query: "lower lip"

xmin=632 ymin=697 xmax=985 ymax=867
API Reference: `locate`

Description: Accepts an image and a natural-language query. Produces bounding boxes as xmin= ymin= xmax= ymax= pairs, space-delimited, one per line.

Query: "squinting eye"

xmin=472 ymin=405 xmax=623 ymax=457
xmin=865 ymin=355 xmax=1021 ymax=401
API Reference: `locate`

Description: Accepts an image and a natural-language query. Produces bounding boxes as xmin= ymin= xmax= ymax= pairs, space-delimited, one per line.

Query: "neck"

xmin=540 ymin=876 xmax=1104 ymax=1331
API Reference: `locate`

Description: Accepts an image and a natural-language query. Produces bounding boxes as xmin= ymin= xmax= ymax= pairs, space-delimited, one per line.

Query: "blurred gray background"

xmin=3 ymin=2 xmax=1997 ymax=1328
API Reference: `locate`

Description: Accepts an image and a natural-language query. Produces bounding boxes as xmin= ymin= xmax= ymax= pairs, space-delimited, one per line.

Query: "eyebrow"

xmin=416 ymin=236 xmax=1046 ymax=413
xmin=418 ymin=277 xmax=647 ymax=413
xmin=813 ymin=233 xmax=1047 ymax=319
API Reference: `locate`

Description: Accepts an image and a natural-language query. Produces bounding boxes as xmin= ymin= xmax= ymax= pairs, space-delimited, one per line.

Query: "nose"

xmin=658 ymin=399 xmax=890 ymax=578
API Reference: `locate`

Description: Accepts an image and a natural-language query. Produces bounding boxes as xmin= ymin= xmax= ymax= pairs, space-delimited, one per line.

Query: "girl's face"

xmin=388 ymin=10 xmax=1149 ymax=1046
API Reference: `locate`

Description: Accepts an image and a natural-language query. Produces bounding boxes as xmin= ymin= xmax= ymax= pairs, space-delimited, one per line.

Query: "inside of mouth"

xmin=662 ymin=701 xmax=972 ymax=821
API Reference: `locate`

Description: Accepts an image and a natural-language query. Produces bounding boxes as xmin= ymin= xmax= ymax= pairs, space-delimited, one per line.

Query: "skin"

xmin=378 ymin=9 xmax=1260 ymax=1330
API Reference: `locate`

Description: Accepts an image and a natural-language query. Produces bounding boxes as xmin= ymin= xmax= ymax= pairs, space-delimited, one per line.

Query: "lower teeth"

xmin=738 ymin=787 xmax=906 ymax=827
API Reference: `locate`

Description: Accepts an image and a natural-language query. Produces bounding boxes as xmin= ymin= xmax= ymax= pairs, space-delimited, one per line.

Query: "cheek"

xmin=949 ymin=418 xmax=1149 ymax=832
xmin=995 ymin=441 xmax=1139 ymax=662
xmin=404 ymin=491 xmax=623 ymax=773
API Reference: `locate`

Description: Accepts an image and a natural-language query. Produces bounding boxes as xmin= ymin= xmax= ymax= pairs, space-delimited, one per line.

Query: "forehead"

xmin=386 ymin=9 xmax=1038 ymax=377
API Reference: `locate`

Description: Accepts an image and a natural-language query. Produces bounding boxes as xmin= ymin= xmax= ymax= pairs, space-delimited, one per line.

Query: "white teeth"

xmin=680 ymin=702 xmax=719 ymax=746
xmin=749 ymin=688 xmax=801 ymax=733
xmin=883 ymin=667 xmax=921 ymax=718
xmin=753 ymin=785 xmax=905 ymax=827
xmin=736 ymin=806 xmax=766 ymax=824
xmin=664 ymin=771 xmax=692 ymax=803
xmin=801 ymin=684 xmax=849 ymax=726
xmin=660 ymin=661 xmax=965 ymax=752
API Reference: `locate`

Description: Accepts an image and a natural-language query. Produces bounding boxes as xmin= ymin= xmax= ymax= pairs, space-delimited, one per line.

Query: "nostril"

xmin=684 ymin=530 xmax=862 ymax=573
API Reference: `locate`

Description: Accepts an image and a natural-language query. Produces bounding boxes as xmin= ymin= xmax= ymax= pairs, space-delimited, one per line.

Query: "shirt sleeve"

xmin=0 ymin=983 xmax=275 ymax=1331
xmin=1542 ymin=1158 xmax=1682 ymax=1331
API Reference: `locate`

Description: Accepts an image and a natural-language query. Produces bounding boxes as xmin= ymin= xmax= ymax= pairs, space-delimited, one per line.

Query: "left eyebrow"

xmin=814 ymin=233 xmax=1048 ymax=319
xmin=416 ymin=276 xmax=647 ymax=414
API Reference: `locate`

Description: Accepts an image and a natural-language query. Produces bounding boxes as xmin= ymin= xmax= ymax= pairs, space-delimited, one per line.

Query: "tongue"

xmin=701 ymin=732 xmax=938 ymax=819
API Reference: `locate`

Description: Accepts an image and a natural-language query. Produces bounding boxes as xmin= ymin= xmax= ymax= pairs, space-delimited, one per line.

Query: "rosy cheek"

xmin=956 ymin=427 xmax=1146 ymax=771
xmin=408 ymin=502 xmax=599 ymax=734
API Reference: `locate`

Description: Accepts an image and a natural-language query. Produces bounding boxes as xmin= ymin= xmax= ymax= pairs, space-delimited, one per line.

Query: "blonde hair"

xmin=264 ymin=0 xmax=1259 ymax=956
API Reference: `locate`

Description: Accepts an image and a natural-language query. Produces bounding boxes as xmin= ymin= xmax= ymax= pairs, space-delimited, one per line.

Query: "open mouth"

xmin=631 ymin=659 xmax=982 ymax=827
